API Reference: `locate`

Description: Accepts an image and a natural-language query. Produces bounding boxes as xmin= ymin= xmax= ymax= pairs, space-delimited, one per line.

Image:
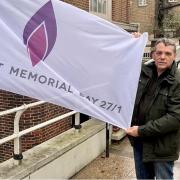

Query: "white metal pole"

xmin=0 ymin=101 xmax=45 ymax=117
xmin=19 ymin=110 xmax=77 ymax=137
xmin=13 ymin=107 xmax=26 ymax=165
xmin=74 ymin=112 xmax=81 ymax=133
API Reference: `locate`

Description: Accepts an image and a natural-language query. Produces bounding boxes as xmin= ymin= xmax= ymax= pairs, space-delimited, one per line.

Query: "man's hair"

xmin=155 ymin=38 xmax=176 ymax=53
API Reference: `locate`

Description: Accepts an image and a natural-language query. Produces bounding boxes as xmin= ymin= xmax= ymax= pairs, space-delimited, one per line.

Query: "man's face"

xmin=154 ymin=42 xmax=176 ymax=74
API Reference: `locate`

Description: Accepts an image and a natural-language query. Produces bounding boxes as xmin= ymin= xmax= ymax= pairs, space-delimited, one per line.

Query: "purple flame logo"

xmin=23 ymin=1 xmax=57 ymax=66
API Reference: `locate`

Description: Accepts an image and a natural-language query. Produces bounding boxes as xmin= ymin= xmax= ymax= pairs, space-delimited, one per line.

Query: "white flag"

xmin=0 ymin=0 xmax=148 ymax=129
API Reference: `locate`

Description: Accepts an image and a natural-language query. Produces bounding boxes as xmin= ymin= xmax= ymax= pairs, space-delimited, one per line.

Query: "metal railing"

xmin=0 ymin=101 xmax=80 ymax=164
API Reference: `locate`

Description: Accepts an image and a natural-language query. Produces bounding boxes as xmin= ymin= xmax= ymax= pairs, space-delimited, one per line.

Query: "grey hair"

xmin=155 ymin=38 xmax=176 ymax=53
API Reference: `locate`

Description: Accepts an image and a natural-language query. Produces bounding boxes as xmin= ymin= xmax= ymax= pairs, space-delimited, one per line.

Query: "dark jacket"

xmin=131 ymin=61 xmax=180 ymax=162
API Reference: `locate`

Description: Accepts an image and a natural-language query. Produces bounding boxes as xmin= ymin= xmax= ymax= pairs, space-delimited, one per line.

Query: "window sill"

xmin=138 ymin=4 xmax=148 ymax=7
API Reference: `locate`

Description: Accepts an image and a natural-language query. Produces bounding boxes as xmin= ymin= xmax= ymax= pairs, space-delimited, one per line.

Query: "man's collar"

xmin=164 ymin=61 xmax=176 ymax=84
xmin=142 ymin=61 xmax=177 ymax=84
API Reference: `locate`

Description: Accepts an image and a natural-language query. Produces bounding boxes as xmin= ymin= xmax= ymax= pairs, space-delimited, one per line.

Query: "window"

xmin=90 ymin=0 xmax=107 ymax=14
xmin=89 ymin=0 xmax=112 ymax=20
xmin=138 ymin=0 xmax=147 ymax=6
xmin=168 ymin=0 xmax=178 ymax=2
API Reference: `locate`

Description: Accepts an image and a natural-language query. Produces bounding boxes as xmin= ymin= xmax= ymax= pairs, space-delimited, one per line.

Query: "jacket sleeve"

xmin=138 ymin=83 xmax=180 ymax=137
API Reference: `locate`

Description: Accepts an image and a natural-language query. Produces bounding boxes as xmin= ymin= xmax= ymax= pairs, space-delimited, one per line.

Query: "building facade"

xmin=129 ymin=0 xmax=156 ymax=37
xmin=64 ymin=0 xmax=156 ymax=36
xmin=64 ymin=0 xmax=180 ymax=38
xmin=64 ymin=0 xmax=138 ymax=32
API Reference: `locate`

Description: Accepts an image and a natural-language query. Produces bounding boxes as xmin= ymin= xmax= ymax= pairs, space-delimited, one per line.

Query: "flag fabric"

xmin=0 ymin=0 xmax=148 ymax=129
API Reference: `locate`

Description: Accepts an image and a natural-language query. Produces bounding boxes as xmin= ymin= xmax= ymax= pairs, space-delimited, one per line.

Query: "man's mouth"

xmin=158 ymin=62 xmax=166 ymax=65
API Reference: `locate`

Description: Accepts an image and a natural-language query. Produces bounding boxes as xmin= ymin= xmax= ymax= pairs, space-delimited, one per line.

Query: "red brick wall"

xmin=112 ymin=0 xmax=130 ymax=23
xmin=0 ymin=90 xmax=72 ymax=162
xmin=64 ymin=0 xmax=89 ymax=11
xmin=64 ymin=0 xmax=130 ymax=24
xmin=63 ymin=0 xmax=156 ymax=35
xmin=129 ymin=0 xmax=155 ymax=35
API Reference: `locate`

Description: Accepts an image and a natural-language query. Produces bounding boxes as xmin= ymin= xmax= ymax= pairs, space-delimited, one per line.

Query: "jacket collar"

xmin=142 ymin=61 xmax=177 ymax=85
xmin=164 ymin=61 xmax=176 ymax=84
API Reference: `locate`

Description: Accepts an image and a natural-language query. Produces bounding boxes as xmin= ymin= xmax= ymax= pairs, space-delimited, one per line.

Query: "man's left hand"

xmin=125 ymin=126 xmax=139 ymax=137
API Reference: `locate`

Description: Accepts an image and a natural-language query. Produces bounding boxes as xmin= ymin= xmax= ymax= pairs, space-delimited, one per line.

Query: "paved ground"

xmin=72 ymin=136 xmax=180 ymax=179
xmin=72 ymin=137 xmax=135 ymax=179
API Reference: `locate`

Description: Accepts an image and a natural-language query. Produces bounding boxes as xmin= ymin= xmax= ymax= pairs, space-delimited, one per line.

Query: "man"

xmin=126 ymin=38 xmax=180 ymax=179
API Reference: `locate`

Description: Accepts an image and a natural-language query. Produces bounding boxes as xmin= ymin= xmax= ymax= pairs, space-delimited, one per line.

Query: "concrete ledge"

xmin=0 ymin=119 xmax=106 ymax=179
xmin=111 ymin=129 xmax=126 ymax=141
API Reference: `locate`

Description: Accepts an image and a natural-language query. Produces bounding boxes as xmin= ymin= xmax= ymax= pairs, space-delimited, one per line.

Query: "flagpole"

xmin=106 ymin=123 xmax=109 ymax=157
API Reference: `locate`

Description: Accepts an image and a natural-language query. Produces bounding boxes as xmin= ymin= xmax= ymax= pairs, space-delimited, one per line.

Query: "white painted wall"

xmin=0 ymin=120 xmax=106 ymax=179
xmin=28 ymin=128 xmax=105 ymax=179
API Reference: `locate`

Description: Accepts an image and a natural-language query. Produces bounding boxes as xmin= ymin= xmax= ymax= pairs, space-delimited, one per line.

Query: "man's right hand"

xmin=132 ymin=32 xmax=141 ymax=38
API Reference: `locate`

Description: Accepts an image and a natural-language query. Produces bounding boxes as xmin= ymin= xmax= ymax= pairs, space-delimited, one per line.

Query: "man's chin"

xmin=157 ymin=66 xmax=168 ymax=72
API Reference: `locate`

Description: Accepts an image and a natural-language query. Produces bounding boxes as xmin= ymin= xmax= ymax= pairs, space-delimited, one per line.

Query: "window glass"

xmin=98 ymin=0 xmax=102 ymax=13
xmin=89 ymin=0 xmax=111 ymax=20
xmin=138 ymin=0 xmax=147 ymax=6
xmin=91 ymin=0 xmax=107 ymax=14
xmin=92 ymin=0 xmax=97 ymax=12
xmin=102 ymin=0 xmax=107 ymax=14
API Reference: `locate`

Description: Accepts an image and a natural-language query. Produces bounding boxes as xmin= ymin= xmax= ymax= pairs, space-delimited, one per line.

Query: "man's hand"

xmin=125 ymin=126 xmax=139 ymax=137
xmin=132 ymin=32 xmax=141 ymax=38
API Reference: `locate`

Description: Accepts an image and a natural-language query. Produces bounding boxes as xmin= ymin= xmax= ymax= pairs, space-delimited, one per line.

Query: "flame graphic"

xmin=23 ymin=1 xmax=57 ymax=66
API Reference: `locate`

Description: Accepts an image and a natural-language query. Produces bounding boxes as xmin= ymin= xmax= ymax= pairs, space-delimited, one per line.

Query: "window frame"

xmin=168 ymin=0 xmax=178 ymax=2
xmin=89 ymin=0 xmax=112 ymax=20
xmin=138 ymin=0 xmax=148 ymax=7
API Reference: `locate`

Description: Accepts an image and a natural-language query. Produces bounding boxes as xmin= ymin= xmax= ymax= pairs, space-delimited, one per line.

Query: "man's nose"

xmin=160 ymin=53 xmax=166 ymax=59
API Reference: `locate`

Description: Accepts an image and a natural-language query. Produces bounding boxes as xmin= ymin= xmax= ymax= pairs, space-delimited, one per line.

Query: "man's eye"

xmin=165 ymin=52 xmax=172 ymax=56
xmin=156 ymin=51 xmax=172 ymax=56
xmin=156 ymin=51 xmax=163 ymax=55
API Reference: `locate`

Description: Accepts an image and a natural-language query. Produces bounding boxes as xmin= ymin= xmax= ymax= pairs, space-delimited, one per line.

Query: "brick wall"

xmin=0 ymin=90 xmax=72 ymax=162
xmin=64 ymin=0 xmax=154 ymax=34
xmin=64 ymin=0 xmax=131 ymax=24
xmin=64 ymin=0 xmax=89 ymax=11
xmin=129 ymin=0 xmax=156 ymax=35
xmin=112 ymin=0 xmax=130 ymax=23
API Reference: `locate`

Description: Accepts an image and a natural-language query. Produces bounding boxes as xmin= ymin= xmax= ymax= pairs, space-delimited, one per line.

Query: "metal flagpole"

xmin=106 ymin=123 xmax=109 ymax=157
